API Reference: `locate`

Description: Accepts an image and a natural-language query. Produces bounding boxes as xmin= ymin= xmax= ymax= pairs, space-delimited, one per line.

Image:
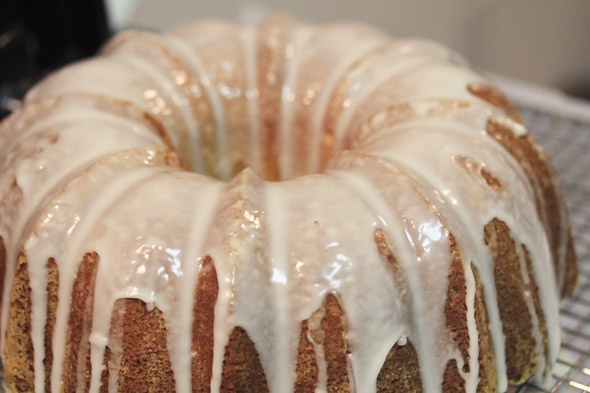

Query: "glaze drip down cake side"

xmin=0 ymin=15 xmax=578 ymax=393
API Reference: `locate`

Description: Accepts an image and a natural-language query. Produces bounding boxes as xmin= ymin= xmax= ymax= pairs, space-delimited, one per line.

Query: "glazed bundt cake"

xmin=0 ymin=15 xmax=578 ymax=393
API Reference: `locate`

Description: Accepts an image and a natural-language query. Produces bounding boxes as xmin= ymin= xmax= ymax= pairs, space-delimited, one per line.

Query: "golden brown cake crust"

xmin=0 ymin=237 xmax=6 ymax=339
xmin=192 ymin=256 xmax=218 ymax=393
xmin=295 ymin=320 xmax=320 ymax=392
xmin=475 ymin=85 xmax=578 ymax=298
xmin=62 ymin=252 xmax=99 ymax=391
xmin=320 ymin=294 xmax=351 ymax=392
xmin=4 ymin=253 xmax=35 ymax=393
xmin=377 ymin=341 xmax=423 ymax=393
xmin=445 ymin=234 xmax=498 ymax=392
xmin=115 ymin=299 xmax=176 ymax=392
xmin=221 ymin=327 xmax=269 ymax=392
xmin=485 ymin=218 xmax=544 ymax=384
xmin=44 ymin=258 xmax=59 ymax=393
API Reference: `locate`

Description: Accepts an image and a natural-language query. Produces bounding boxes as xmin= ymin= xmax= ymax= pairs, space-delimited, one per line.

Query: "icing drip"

xmin=0 ymin=15 xmax=572 ymax=393
xmin=243 ymin=26 xmax=263 ymax=177
xmin=163 ymin=35 xmax=232 ymax=179
xmin=278 ymin=26 xmax=312 ymax=180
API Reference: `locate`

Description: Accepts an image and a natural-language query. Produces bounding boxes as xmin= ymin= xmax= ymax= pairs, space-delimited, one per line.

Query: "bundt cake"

xmin=0 ymin=15 xmax=578 ymax=393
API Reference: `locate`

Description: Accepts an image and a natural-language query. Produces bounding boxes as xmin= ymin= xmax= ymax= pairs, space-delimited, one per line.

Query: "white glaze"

xmin=0 ymin=16 xmax=571 ymax=393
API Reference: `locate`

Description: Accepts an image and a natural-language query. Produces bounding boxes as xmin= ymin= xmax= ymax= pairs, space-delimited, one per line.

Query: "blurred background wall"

xmin=106 ymin=0 xmax=590 ymax=99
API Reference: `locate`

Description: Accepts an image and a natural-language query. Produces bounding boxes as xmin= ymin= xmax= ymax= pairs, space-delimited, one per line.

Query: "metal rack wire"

xmin=510 ymin=103 xmax=590 ymax=393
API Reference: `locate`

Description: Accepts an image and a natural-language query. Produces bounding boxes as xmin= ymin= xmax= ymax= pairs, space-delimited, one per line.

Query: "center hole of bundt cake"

xmin=192 ymin=125 xmax=338 ymax=182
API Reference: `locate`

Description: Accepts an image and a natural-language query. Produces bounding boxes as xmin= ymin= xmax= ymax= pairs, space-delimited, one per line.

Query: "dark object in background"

xmin=0 ymin=0 xmax=110 ymax=119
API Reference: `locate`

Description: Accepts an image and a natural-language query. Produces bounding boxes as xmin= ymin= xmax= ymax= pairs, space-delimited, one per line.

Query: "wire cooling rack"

xmin=502 ymin=79 xmax=590 ymax=392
